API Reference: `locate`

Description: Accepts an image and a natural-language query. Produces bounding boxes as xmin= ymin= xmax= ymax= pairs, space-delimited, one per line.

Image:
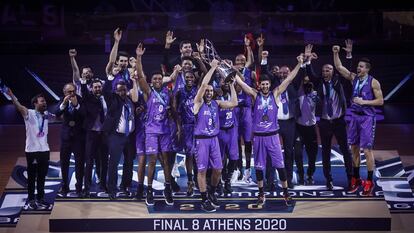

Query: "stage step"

xmin=49 ymin=199 xmax=391 ymax=232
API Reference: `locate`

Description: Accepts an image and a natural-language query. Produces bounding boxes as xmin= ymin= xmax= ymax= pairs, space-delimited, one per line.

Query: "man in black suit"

xmin=305 ymin=44 xmax=353 ymax=190
xmin=56 ymin=83 xmax=85 ymax=197
xmin=103 ymin=74 xmax=138 ymax=200
xmin=80 ymin=79 xmax=110 ymax=197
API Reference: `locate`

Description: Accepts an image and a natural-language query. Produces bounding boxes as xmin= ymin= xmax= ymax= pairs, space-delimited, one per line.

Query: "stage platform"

xmin=1 ymin=148 xmax=414 ymax=232
xmin=48 ymin=199 xmax=391 ymax=232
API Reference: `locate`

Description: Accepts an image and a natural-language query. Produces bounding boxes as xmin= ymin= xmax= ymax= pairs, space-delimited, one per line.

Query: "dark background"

xmin=1 ymin=0 xmax=414 ymax=123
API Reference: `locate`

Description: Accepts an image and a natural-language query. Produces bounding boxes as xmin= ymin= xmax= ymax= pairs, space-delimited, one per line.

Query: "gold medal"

xmin=68 ymin=121 xmax=76 ymax=127
xmin=262 ymin=115 xmax=269 ymax=121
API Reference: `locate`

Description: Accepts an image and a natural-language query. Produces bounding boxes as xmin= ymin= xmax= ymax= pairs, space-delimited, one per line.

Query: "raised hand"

xmin=256 ymin=34 xmax=265 ymax=47
xmin=210 ymin=59 xmax=220 ymax=68
xmin=297 ymin=53 xmax=304 ymax=64
xmin=114 ymin=28 xmax=122 ymax=42
xmin=165 ymin=30 xmax=177 ymax=46
xmin=332 ymin=45 xmax=340 ymax=53
xmin=343 ymin=39 xmax=353 ymax=53
xmin=136 ymin=43 xmax=146 ymax=57
xmin=244 ymin=35 xmax=251 ymax=47
xmin=69 ymin=49 xmax=77 ymax=57
xmin=262 ymin=50 xmax=269 ymax=59
xmin=192 ymin=51 xmax=201 ymax=60
xmin=343 ymin=39 xmax=353 ymax=58
xmin=173 ymin=64 xmax=182 ymax=72
xmin=196 ymin=39 xmax=205 ymax=53
xmin=304 ymin=44 xmax=313 ymax=58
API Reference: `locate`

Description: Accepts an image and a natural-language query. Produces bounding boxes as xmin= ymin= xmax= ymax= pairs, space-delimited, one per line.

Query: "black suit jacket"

xmin=79 ymin=83 xmax=111 ymax=131
xmin=101 ymin=78 xmax=135 ymax=135
xmin=261 ymin=63 xmax=302 ymax=119
xmin=306 ymin=63 xmax=350 ymax=117
xmin=55 ymin=95 xmax=84 ymax=141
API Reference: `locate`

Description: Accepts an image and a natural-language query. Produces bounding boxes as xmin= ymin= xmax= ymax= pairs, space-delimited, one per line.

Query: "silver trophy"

xmin=201 ymin=39 xmax=236 ymax=82
xmin=0 ymin=78 xmax=8 ymax=93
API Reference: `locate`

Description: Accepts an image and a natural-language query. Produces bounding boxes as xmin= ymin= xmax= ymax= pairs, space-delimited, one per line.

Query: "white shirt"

xmin=277 ymin=91 xmax=292 ymax=120
xmin=24 ymin=109 xmax=50 ymax=152
xmin=116 ymin=103 xmax=135 ymax=134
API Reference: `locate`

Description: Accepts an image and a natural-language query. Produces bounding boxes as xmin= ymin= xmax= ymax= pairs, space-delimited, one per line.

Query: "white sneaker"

xmin=243 ymin=169 xmax=252 ymax=183
xmin=172 ymin=162 xmax=180 ymax=178
xmin=231 ymin=170 xmax=240 ymax=183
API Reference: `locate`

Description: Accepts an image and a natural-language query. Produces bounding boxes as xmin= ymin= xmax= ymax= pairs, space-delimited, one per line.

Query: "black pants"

xmin=26 ymin=151 xmax=50 ymax=201
xmin=107 ymin=132 xmax=135 ymax=194
xmin=294 ymin=124 xmax=318 ymax=178
xmin=60 ymin=136 xmax=85 ymax=192
xmin=318 ymin=117 xmax=353 ymax=181
xmin=84 ymin=130 xmax=109 ymax=191
xmin=266 ymin=118 xmax=296 ymax=185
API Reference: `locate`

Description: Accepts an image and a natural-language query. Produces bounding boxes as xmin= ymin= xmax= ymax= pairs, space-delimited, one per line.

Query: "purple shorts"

xmin=136 ymin=129 xmax=145 ymax=156
xmin=182 ymin=124 xmax=195 ymax=156
xmin=145 ymin=133 xmax=171 ymax=154
xmin=194 ymin=136 xmax=222 ymax=171
xmin=218 ymin=126 xmax=239 ymax=161
xmin=253 ymin=134 xmax=284 ymax=170
xmin=235 ymin=107 xmax=252 ymax=142
xmin=347 ymin=114 xmax=376 ymax=149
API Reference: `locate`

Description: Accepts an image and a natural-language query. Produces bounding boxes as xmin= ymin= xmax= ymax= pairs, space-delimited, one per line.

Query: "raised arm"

xmin=257 ymin=34 xmax=264 ymax=65
xmin=192 ymin=51 xmax=208 ymax=77
xmin=163 ymin=64 xmax=181 ymax=85
xmin=193 ymin=60 xmax=219 ymax=114
xmin=333 ymin=45 xmax=355 ymax=81
xmin=245 ymin=35 xmax=254 ymax=68
xmin=106 ymin=28 xmax=122 ymax=76
xmin=273 ymin=55 xmax=303 ymax=98
xmin=135 ymin=43 xmax=150 ymax=100
xmin=217 ymin=81 xmax=238 ymax=109
xmin=6 ymin=88 xmax=28 ymax=117
xmin=69 ymin=49 xmax=81 ymax=83
xmin=234 ymin=66 xmax=257 ymax=99
xmin=162 ymin=31 xmax=177 ymax=73
xmin=353 ymin=78 xmax=384 ymax=106
xmin=129 ymin=75 xmax=139 ymax=103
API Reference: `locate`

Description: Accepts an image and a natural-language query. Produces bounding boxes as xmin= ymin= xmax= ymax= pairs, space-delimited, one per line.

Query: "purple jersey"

xmin=194 ymin=100 xmax=220 ymax=137
xmin=237 ymin=68 xmax=253 ymax=107
xmin=177 ymin=86 xmax=197 ymax=125
xmin=145 ymin=87 xmax=170 ymax=134
xmin=173 ymin=72 xmax=185 ymax=94
xmin=112 ymin=69 xmax=133 ymax=91
xmin=253 ymin=93 xmax=279 ymax=133
xmin=218 ymin=94 xmax=235 ymax=128
xmin=350 ymin=75 xmax=376 ymax=116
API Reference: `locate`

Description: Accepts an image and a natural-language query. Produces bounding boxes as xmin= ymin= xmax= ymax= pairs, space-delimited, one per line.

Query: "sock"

xmin=258 ymin=187 xmax=264 ymax=194
xmin=353 ymin=167 xmax=360 ymax=179
xmin=210 ymin=185 xmax=217 ymax=194
xmin=201 ymin=192 xmax=207 ymax=201
xmin=187 ymin=173 xmax=193 ymax=183
xmin=283 ymin=187 xmax=288 ymax=195
xmin=367 ymin=171 xmax=373 ymax=181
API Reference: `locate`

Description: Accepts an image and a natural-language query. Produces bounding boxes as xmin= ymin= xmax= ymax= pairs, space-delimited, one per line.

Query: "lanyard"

xmin=354 ymin=76 xmax=368 ymax=96
xmin=152 ymin=87 xmax=167 ymax=106
xmin=261 ymin=94 xmax=270 ymax=116
xmin=35 ymin=111 xmax=45 ymax=133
